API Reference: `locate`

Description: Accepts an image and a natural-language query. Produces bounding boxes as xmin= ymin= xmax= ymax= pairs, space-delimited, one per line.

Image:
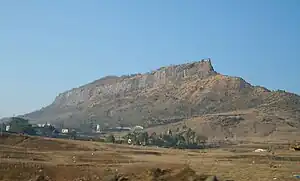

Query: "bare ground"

xmin=1 ymin=134 xmax=300 ymax=181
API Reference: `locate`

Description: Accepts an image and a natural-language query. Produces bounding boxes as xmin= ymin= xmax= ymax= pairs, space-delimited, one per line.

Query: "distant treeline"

xmin=1 ymin=117 xmax=77 ymax=139
xmin=105 ymin=127 xmax=211 ymax=149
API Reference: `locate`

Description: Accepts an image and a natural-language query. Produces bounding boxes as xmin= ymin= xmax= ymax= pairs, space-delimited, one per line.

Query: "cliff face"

xmin=23 ymin=59 xmax=300 ymax=135
xmin=53 ymin=59 xmax=215 ymax=108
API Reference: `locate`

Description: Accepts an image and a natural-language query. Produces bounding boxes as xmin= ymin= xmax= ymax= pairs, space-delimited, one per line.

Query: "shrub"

xmin=106 ymin=134 xmax=115 ymax=143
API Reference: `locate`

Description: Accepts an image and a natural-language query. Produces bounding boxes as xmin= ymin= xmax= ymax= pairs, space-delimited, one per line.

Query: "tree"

xmin=69 ymin=130 xmax=77 ymax=140
xmin=41 ymin=125 xmax=57 ymax=137
xmin=106 ymin=134 xmax=115 ymax=143
xmin=167 ymin=129 xmax=172 ymax=136
xmin=149 ymin=132 xmax=158 ymax=145
xmin=0 ymin=123 xmax=5 ymax=130
xmin=150 ymin=132 xmax=157 ymax=138
xmin=190 ymin=131 xmax=196 ymax=144
xmin=126 ymin=132 xmax=138 ymax=145
xmin=0 ymin=123 xmax=5 ymax=135
xmin=175 ymin=134 xmax=186 ymax=147
xmin=9 ymin=117 xmax=36 ymax=135
xmin=141 ymin=132 xmax=149 ymax=145
xmin=136 ymin=133 xmax=144 ymax=145
xmin=183 ymin=128 xmax=192 ymax=145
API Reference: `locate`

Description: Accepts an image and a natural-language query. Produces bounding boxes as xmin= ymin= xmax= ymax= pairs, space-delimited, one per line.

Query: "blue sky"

xmin=0 ymin=0 xmax=299 ymax=118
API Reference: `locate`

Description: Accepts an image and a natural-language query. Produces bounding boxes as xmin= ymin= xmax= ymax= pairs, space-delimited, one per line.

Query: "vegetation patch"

xmin=106 ymin=126 xmax=211 ymax=150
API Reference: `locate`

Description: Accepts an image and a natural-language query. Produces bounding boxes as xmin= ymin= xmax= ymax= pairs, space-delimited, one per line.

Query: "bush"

xmin=9 ymin=117 xmax=36 ymax=135
xmin=106 ymin=134 xmax=115 ymax=143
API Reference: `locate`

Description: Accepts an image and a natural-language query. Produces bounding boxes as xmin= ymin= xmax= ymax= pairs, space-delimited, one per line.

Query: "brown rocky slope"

xmin=20 ymin=59 xmax=300 ymax=139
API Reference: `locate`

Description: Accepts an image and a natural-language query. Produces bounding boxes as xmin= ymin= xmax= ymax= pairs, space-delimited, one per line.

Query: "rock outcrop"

xmin=53 ymin=59 xmax=215 ymax=108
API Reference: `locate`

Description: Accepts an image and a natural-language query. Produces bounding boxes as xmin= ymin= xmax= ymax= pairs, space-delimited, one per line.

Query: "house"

xmin=36 ymin=123 xmax=52 ymax=128
xmin=5 ymin=125 xmax=10 ymax=131
xmin=133 ymin=125 xmax=144 ymax=131
xmin=61 ymin=128 xmax=69 ymax=134
xmin=96 ymin=124 xmax=101 ymax=133
xmin=114 ymin=127 xmax=132 ymax=131
xmin=121 ymin=127 xmax=132 ymax=131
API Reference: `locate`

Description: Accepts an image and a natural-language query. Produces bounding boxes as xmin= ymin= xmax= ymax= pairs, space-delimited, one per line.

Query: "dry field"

xmin=0 ymin=134 xmax=300 ymax=181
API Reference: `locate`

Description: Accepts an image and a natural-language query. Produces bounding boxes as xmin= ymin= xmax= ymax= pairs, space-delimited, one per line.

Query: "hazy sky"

xmin=0 ymin=0 xmax=299 ymax=118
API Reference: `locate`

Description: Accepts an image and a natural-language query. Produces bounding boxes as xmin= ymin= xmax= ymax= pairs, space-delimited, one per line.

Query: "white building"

xmin=5 ymin=125 xmax=10 ymax=131
xmin=61 ymin=129 xmax=69 ymax=133
xmin=133 ymin=125 xmax=144 ymax=130
xmin=37 ymin=123 xmax=52 ymax=127
xmin=96 ymin=124 xmax=101 ymax=133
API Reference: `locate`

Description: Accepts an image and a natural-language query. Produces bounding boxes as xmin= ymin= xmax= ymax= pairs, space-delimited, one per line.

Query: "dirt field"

xmin=1 ymin=134 xmax=300 ymax=181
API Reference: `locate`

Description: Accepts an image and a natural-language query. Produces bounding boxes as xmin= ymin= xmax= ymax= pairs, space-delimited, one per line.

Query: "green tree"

xmin=69 ymin=130 xmax=77 ymax=140
xmin=127 ymin=132 xmax=138 ymax=144
xmin=0 ymin=123 xmax=5 ymax=135
xmin=124 ymin=132 xmax=139 ymax=145
xmin=167 ymin=129 xmax=172 ymax=136
xmin=190 ymin=131 xmax=196 ymax=144
xmin=183 ymin=128 xmax=192 ymax=145
xmin=41 ymin=125 xmax=57 ymax=137
xmin=175 ymin=134 xmax=186 ymax=147
xmin=150 ymin=132 xmax=157 ymax=139
xmin=135 ymin=131 xmax=149 ymax=145
xmin=141 ymin=132 xmax=149 ymax=145
xmin=106 ymin=134 xmax=115 ymax=143
xmin=9 ymin=117 xmax=36 ymax=135
xmin=149 ymin=132 xmax=157 ymax=145
xmin=136 ymin=133 xmax=143 ymax=145
xmin=0 ymin=123 xmax=5 ymax=130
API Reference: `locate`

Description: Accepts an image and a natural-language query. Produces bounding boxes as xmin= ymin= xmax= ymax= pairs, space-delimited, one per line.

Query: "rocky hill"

xmin=20 ymin=59 xmax=300 ymax=139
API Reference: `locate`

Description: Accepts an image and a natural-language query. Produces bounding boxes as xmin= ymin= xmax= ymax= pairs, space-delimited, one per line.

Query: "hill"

xmin=14 ymin=59 xmax=300 ymax=140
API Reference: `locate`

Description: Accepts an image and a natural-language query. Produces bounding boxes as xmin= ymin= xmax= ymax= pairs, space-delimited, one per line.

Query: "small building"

xmin=121 ymin=127 xmax=132 ymax=131
xmin=96 ymin=124 xmax=101 ymax=133
xmin=61 ymin=128 xmax=69 ymax=134
xmin=5 ymin=125 xmax=10 ymax=131
xmin=36 ymin=123 xmax=52 ymax=128
xmin=115 ymin=126 xmax=132 ymax=131
xmin=133 ymin=125 xmax=144 ymax=131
